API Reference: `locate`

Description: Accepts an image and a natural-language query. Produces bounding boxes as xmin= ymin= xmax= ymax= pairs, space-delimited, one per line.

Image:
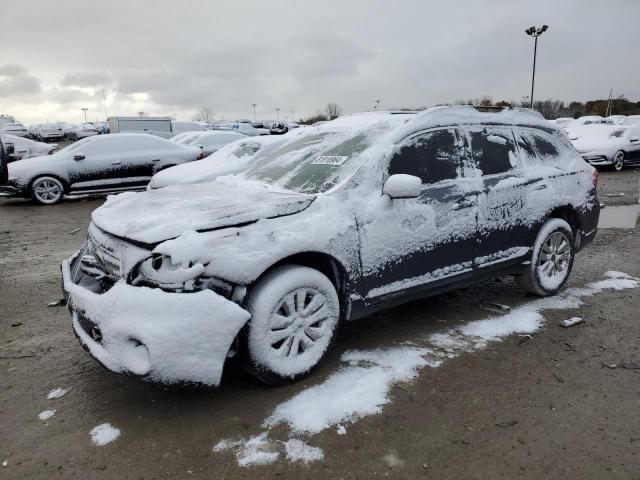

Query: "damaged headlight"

xmin=128 ymin=254 xmax=235 ymax=297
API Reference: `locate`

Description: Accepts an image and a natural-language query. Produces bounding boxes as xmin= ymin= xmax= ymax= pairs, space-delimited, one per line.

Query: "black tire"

xmin=240 ymin=265 xmax=340 ymax=385
xmin=612 ymin=151 xmax=625 ymax=171
xmin=29 ymin=176 xmax=66 ymax=205
xmin=517 ymin=218 xmax=575 ymax=296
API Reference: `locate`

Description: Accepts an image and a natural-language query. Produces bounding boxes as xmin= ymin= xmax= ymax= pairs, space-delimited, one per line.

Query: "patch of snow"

xmin=38 ymin=410 xmax=56 ymax=421
xmin=487 ymin=134 xmax=508 ymax=145
xmin=284 ymin=439 xmax=324 ymax=463
xmin=265 ymin=347 xmax=435 ymax=434
xmin=90 ymin=423 xmax=120 ymax=446
xmin=46 ymin=387 xmax=68 ymax=399
xmin=213 ymin=433 xmax=279 ymax=467
xmin=382 ymin=452 xmax=406 ymax=468
xmin=560 ymin=316 xmax=584 ymax=328
xmin=336 ymin=424 xmax=347 ymax=435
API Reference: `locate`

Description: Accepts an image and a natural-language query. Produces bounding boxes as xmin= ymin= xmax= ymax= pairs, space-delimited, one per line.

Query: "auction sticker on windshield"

xmin=311 ymin=155 xmax=348 ymax=165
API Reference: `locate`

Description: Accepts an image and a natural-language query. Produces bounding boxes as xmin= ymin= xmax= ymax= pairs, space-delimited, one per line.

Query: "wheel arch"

xmin=547 ymin=205 xmax=582 ymax=246
xmin=253 ymin=251 xmax=352 ymax=321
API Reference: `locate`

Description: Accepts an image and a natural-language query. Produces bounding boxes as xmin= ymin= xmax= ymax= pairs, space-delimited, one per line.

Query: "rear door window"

xmin=389 ymin=128 xmax=461 ymax=184
xmin=517 ymin=128 xmax=568 ymax=166
xmin=468 ymin=126 xmax=518 ymax=175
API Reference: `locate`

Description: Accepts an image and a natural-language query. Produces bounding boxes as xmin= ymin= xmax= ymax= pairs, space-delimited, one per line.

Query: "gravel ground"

xmin=0 ymin=168 xmax=639 ymax=479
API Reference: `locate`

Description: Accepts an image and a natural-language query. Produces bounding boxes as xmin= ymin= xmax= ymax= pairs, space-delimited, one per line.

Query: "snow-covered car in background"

xmin=229 ymin=122 xmax=270 ymax=136
xmin=606 ymin=115 xmax=626 ymax=125
xmin=0 ymin=121 xmax=29 ymax=137
xmin=0 ymin=133 xmax=203 ymax=204
xmin=171 ymin=121 xmax=207 ymax=137
xmin=0 ymin=134 xmax=57 ymax=161
xmin=171 ymin=130 xmax=246 ymax=156
xmin=569 ymin=124 xmax=640 ymax=171
xmin=149 ymin=135 xmax=282 ymax=189
xmin=268 ymin=121 xmax=288 ymax=135
xmin=61 ymin=107 xmax=599 ymax=387
xmin=34 ymin=122 xmax=65 ymax=141
xmin=622 ymin=115 xmax=640 ymax=126
xmin=552 ymin=117 xmax=574 ymax=126
xmin=68 ymin=123 xmax=100 ymax=140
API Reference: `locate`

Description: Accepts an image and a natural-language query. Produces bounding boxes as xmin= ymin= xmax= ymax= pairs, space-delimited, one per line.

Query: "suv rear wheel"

xmin=241 ymin=265 xmax=340 ymax=385
xmin=517 ymin=218 xmax=575 ymax=296
xmin=612 ymin=150 xmax=625 ymax=171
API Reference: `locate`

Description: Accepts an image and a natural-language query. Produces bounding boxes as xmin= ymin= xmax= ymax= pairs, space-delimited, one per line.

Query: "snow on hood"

xmin=92 ymin=178 xmax=315 ymax=245
xmin=569 ymin=125 xmax=627 ymax=150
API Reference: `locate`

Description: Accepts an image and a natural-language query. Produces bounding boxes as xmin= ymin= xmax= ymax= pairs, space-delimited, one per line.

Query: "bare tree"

xmin=192 ymin=107 xmax=216 ymax=123
xmin=325 ymin=103 xmax=342 ymax=120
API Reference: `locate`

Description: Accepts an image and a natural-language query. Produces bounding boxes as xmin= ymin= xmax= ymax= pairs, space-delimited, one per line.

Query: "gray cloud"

xmin=0 ymin=64 xmax=41 ymax=98
xmin=60 ymin=72 xmax=112 ymax=87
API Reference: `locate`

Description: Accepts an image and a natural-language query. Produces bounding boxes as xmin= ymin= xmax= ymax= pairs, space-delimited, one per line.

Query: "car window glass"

xmin=468 ymin=126 xmax=517 ymax=175
xmin=519 ymin=129 xmax=566 ymax=166
xmin=389 ymin=128 xmax=460 ymax=184
xmin=514 ymin=131 xmax=541 ymax=167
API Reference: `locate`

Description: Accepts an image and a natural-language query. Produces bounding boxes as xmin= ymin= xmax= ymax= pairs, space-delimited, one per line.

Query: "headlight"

xmin=129 ymin=253 xmax=235 ymax=296
xmin=130 ymin=254 xmax=206 ymax=291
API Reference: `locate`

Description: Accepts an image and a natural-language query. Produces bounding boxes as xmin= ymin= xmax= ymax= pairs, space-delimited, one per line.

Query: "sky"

xmin=1 ymin=0 xmax=638 ymax=125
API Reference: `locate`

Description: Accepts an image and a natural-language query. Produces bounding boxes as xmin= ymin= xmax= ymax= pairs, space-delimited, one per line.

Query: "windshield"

xmin=241 ymin=127 xmax=384 ymax=194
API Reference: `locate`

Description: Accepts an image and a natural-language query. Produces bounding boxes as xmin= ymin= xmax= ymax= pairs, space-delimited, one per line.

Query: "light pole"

xmin=525 ymin=25 xmax=548 ymax=109
xmin=251 ymin=103 xmax=257 ymax=121
xmin=276 ymin=107 xmax=280 ymax=122
xmin=81 ymin=107 xmax=88 ymax=123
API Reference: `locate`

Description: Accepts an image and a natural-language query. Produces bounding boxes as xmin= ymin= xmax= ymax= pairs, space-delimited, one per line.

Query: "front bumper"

xmin=0 ymin=185 xmax=19 ymax=197
xmin=580 ymin=154 xmax=612 ymax=166
xmin=62 ymin=247 xmax=251 ymax=386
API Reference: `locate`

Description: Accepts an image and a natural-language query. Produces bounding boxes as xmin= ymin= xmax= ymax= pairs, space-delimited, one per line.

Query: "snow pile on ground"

xmin=46 ymin=387 xmax=68 ymax=399
xmin=38 ymin=410 xmax=55 ymax=421
xmin=90 ymin=423 xmax=121 ymax=446
xmin=213 ymin=271 xmax=639 ymax=467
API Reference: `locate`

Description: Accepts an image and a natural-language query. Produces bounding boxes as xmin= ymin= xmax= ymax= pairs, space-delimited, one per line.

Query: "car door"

xmin=67 ymin=138 xmax=126 ymax=192
xmin=465 ymin=125 xmax=534 ymax=269
xmin=357 ymin=127 xmax=479 ymax=303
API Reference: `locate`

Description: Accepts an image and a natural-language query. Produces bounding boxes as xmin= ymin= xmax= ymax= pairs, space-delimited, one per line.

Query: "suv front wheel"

xmin=241 ymin=265 xmax=340 ymax=385
xmin=30 ymin=176 xmax=65 ymax=205
xmin=517 ymin=218 xmax=575 ymax=296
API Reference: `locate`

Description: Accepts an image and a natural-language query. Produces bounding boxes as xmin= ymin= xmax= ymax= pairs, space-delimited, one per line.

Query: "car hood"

xmin=91 ymin=179 xmax=316 ymax=245
xmin=570 ymin=136 xmax=618 ymax=152
xmin=8 ymin=153 xmax=63 ymax=177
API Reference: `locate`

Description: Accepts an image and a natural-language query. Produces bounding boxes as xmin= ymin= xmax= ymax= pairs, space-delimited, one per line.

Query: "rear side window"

xmin=389 ymin=128 xmax=460 ymax=184
xmin=468 ymin=126 xmax=517 ymax=175
xmin=518 ymin=128 xmax=568 ymax=166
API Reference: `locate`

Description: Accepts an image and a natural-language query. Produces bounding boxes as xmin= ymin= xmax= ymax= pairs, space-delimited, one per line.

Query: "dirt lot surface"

xmin=1 ymin=169 xmax=639 ymax=479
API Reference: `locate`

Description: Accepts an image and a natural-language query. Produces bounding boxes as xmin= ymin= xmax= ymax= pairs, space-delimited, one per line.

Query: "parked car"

xmin=149 ymin=135 xmax=284 ymax=189
xmin=552 ymin=117 xmax=574 ymax=126
xmin=268 ymin=121 xmax=289 ymax=135
xmin=606 ymin=115 xmax=626 ymax=125
xmin=0 ymin=136 xmax=7 ymax=185
xmin=92 ymin=121 xmax=110 ymax=134
xmin=0 ymin=133 xmax=203 ymax=204
xmin=61 ymin=107 xmax=599 ymax=387
xmin=171 ymin=121 xmax=207 ymax=136
xmin=622 ymin=115 xmax=640 ymax=126
xmin=569 ymin=124 xmax=640 ymax=170
xmin=34 ymin=122 xmax=65 ymax=141
xmin=171 ymin=130 xmax=246 ymax=156
xmin=67 ymin=123 xmax=100 ymax=140
xmin=108 ymin=116 xmax=173 ymax=139
xmin=0 ymin=122 xmax=29 ymax=137
xmin=0 ymin=134 xmax=57 ymax=161
xmin=229 ymin=122 xmax=270 ymax=136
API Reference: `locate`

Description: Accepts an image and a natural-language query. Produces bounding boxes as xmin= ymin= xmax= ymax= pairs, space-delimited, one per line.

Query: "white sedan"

xmin=172 ymin=130 xmax=246 ymax=156
xmin=1 ymin=134 xmax=57 ymax=161
xmin=68 ymin=123 xmax=100 ymax=140
xmin=569 ymin=124 xmax=640 ymax=171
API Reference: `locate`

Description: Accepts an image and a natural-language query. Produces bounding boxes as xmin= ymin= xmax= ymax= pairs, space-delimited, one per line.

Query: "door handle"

xmin=453 ymin=200 xmax=475 ymax=210
xmin=112 ymin=161 xmax=122 ymax=165
xmin=533 ymin=184 xmax=548 ymax=191
xmin=151 ymin=158 xmax=161 ymax=162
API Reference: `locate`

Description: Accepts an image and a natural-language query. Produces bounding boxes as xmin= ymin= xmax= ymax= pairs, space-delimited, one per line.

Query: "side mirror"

xmin=383 ymin=174 xmax=422 ymax=199
xmin=630 ymin=136 xmax=639 ymax=143
xmin=73 ymin=153 xmax=85 ymax=161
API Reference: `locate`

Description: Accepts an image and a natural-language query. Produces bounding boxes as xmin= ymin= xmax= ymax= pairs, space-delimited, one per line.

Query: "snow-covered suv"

xmin=62 ymin=107 xmax=599 ymax=386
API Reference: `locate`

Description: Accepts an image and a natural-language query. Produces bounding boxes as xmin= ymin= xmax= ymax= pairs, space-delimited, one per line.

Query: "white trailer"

xmin=108 ymin=117 xmax=173 ymax=139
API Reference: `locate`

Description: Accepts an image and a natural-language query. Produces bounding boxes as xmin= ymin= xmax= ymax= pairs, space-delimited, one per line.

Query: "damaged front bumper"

xmin=62 ymin=247 xmax=251 ymax=386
